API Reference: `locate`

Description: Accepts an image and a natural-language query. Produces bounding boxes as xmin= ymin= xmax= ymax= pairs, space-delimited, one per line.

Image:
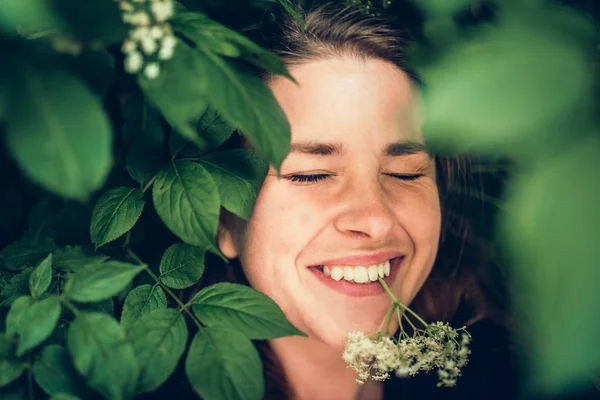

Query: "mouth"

xmin=308 ymin=257 xmax=404 ymax=297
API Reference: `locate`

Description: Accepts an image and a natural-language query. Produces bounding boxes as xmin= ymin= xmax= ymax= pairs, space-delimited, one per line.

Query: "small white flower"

xmin=119 ymin=1 xmax=134 ymax=11
xmin=151 ymin=0 xmax=175 ymax=22
xmin=140 ymin=37 xmax=158 ymax=54
xmin=124 ymin=51 xmax=143 ymax=73
xmin=122 ymin=39 xmax=137 ymax=54
xmin=129 ymin=11 xmax=151 ymax=26
xmin=158 ymin=35 xmax=176 ymax=60
xmin=144 ymin=62 xmax=160 ymax=79
xmin=150 ymin=25 xmax=164 ymax=39
xmin=131 ymin=26 xmax=151 ymax=40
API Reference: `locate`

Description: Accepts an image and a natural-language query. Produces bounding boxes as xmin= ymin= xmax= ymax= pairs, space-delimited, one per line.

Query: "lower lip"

xmin=308 ymin=257 xmax=403 ymax=298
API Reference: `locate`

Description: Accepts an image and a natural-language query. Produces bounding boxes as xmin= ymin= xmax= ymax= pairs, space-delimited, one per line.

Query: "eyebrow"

xmin=289 ymin=141 xmax=430 ymax=157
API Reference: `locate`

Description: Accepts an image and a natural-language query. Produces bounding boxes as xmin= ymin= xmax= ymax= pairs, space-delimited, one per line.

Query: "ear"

xmin=217 ymin=215 xmax=239 ymax=259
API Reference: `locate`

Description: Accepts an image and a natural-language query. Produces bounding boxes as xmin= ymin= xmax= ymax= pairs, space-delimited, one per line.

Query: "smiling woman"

xmin=213 ymin=3 xmax=512 ymax=400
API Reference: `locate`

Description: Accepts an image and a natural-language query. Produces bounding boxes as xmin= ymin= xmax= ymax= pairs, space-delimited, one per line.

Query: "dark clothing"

xmin=383 ymin=319 xmax=600 ymax=400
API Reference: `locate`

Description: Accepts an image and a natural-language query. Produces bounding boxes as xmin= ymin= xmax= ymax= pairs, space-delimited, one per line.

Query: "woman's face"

xmin=218 ymin=57 xmax=441 ymax=349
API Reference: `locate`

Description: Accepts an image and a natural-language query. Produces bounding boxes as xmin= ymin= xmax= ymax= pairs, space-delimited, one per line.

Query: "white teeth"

xmin=323 ymin=259 xmax=392 ymax=284
xmin=368 ymin=265 xmax=378 ymax=281
xmin=343 ymin=266 xmax=354 ymax=281
xmin=330 ymin=267 xmax=343 ymax=281
xmin=353 ymin=267 xmax=369 ymax=283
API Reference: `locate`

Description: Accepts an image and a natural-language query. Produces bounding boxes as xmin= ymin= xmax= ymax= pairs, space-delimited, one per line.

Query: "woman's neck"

xmin=268 ymin=336 xmax=383 ymax=400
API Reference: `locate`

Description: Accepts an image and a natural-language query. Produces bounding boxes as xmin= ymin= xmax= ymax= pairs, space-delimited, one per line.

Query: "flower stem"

xmin=377 ymin=277 xmax=428 ymax=328
xmin=126 ymin=248 xmax=203 ymax=330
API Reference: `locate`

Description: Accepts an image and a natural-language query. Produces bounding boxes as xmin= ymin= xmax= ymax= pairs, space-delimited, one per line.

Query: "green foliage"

xmin=90 ymin=187 xmax=145 ymax=248
xmin=64 ymin=261 xmax=144 ymax=302
xmin=198 ymin=149 xmax=268 ymax=220
xmin=153 ymin=160 xmax=222 ymax=256
xmin=126 ymin=309 xmax=188 ymax=394
xmin=159 ymin=243 xmax=206 ymax=289
xmin=29 ymin=254 xmax=52 ymax=298
xmin=4 ymin=64 xmax=112 ymax=200
xmin=33 ymin=345 xmax=91 ymax=398
xmin=192 ymin=282 xmax=306 ymax=339
xmin=1 ymin=0 xmax=598 ymax=398
xmin=67 ymin=312 xmax=138 ymax=400
xmin=185 ymin=327 xmax=264 ymax=400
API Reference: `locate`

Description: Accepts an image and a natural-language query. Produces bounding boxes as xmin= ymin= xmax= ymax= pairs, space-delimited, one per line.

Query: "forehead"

xmin=269 ymin=57 xmax=423 ymax=148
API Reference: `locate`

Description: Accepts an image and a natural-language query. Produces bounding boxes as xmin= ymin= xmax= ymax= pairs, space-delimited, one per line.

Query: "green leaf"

xmin=0 ymin=233 xmax=56 ymax=271
xmin=120 ymin=284 xmax=167 ymax=329
xmin=276 ymin=0 xmax=305 ymax=32
xmin=52 ymin=246 xmax=108 ymax=273
xmin=29 ymin=254 xmax=53 ymax=298
xmin=64 ymin=261 xmax=144 ymax=302
xmin=127 ymin=308 xmax=188 ymax=394
xmin=191 ymin=282 xmax=305 ymax=339
xmin=33 ymin=345 xmax=91 ymax=398
xmin=159 ymin=243 xmax=205 ymax=289
xmin=172 ymin=12 xmax=296 ymax=81
xmin=16 ymin=296 xmax=62 ymax=356
xmin=0 ymin=333 xmax=26 ymax=388
xmin=421 ymin=19 xmax=592 ymax=156
xmin=0 ymin=0 xmax=62 ymax=34
xmin=125 ymin=105 xmax=167 ymax=187
xmin=504 ymin=137 xmax=600 ymax=394
xmin=185 ymin=327 xmax=264 ymax=400
xmin=6 ymin=296 xmax=35 ymax=337
xmin=90 ymin=187 xmax=145 ymax=248
xmin=191 ymin=48 xmax=291 ymax=172
xmin=169 ymin=106 xmax=234 ymax=158
xmin=139 ymin=43 xmax=210 ymax=148
xmin=199 ymin=149 xmax=268 ymax=220
xmin=152 ymin=160 xmax=221 ymax=257
xmin=0 ymin=268 xmax=34 ymax=307
xmin=67 ymin=312 xmax=138 ymax=400
xmin=5 ymin=63 xmax=112 ymax=200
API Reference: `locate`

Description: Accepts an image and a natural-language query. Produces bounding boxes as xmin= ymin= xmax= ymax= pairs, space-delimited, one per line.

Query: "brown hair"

xmin=212 ymin=2 xmax=510 ymax=398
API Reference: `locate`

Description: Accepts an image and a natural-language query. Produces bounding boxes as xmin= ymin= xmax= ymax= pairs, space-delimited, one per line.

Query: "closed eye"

xmin=384 ymin=173 xmax=425 ymax=181
xmin=286 ymin=174 xmax=333 ymax=183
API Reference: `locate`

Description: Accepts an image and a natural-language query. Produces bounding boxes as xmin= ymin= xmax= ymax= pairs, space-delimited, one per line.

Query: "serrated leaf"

xmin=33 ymin=345 xmax=91 ymax=398
xmin=152 ymin=160 xmax=221 ymax=256
xmin=172 ymin=12 xmax=296 ymax=82
xmin=139 ymin=43 xmax=210 ymax=148
xmin=0 ymin=233 xmax=56 ymax=271
xmin=127 ymin=308 xmax=188 ymax=394
xmin=17 ymin=296 xmax=61 ymax=356
xmin=0 ymin=268 xmax=34 ymax=307
xmin=199 ymin=149 xmax=268 ymax=220
xmin=0 ymin=333 xmax=26 ymax=388
xmin=185 ymin=327 xmax=263 ymax=400
xmin=52 ymin=246 xmax=108 ymax=273
xmin=29 ymin=254 xmax=53 ymax=298
xmin=190 ymin=47 xmax=291 ymax=172
xmin=90 ymin=187 xmax=145 ymax=248
xmin=64 ymin=261 xmax=144 ymax=302
xmin=159 ymin=243 xmax=205 ymax=289
xmin=5 ymin=63 xmax=112 ymax=200
xmin=120 ymin=284 xmax=167 ymax=329
xmin=6 ymin=296 xmax=34 ymax=337
xmin=191 ymin=282 xmax=305 ymax=339
xmin=169 ymin=106 xmax=234 ymax=158
xmin=67 ymin=312 xmax=138 ymax=400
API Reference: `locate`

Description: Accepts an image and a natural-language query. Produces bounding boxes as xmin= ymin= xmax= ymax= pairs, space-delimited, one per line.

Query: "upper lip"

xmin=309 ymin=251 xmax=404 ymax=267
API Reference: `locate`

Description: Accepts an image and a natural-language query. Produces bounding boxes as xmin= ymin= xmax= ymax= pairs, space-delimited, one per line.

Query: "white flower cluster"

xmin=116 ymin=0 xmax=177 ymax=79
xmin=343 ymin=322 xmax=471 ymax=387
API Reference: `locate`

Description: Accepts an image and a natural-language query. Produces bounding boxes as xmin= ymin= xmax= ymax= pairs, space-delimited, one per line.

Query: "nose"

xmin=333 ymin=178 xmax=395 ymax=241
